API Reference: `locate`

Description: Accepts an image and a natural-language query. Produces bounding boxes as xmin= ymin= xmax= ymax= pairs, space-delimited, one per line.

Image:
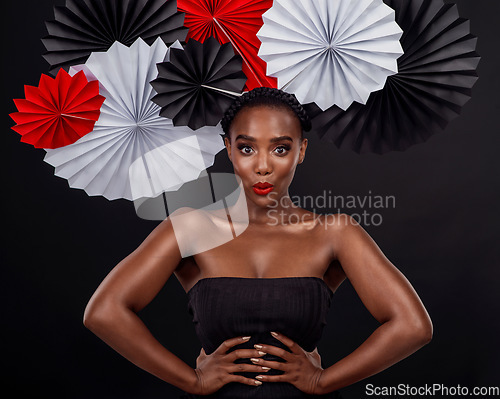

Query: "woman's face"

xmin=224 ymin=105 xmax=308 ymax=208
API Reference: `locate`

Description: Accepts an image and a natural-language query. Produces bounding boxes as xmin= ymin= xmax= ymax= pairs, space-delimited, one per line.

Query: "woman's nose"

xmin=255 ymin=153 xmax=272 ymax=175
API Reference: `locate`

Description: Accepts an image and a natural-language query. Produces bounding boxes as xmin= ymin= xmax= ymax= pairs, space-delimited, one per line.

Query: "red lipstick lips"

xmin=252 ymin=182 xmax=274 ymax=196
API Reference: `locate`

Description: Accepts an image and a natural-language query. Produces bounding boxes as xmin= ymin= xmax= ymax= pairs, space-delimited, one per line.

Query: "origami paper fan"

xmin=42 ymin=0 xmax=188 ymax=75
xmin=305 ymin=0 xmax=480 ymax=154
xmin=177 ymin=0 xmax=276 ymax=91
xmin=43 ymin=38 xmax=225 ymax=201
xmin=9 ymin=69 xmax=105 ymax=149
xmin=257 ymin=0 xmax=403 ymax=111
xmin=151 ymin=37 xmax=247 ymax=130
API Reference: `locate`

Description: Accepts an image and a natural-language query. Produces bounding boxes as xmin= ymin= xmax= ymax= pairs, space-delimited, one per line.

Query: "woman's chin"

xmin=246 ymin=189 xmax=280 ymax=208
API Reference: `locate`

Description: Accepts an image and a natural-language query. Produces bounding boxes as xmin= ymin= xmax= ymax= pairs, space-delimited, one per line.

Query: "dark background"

xmin=2 ymin=0 xmax=499 ymax=398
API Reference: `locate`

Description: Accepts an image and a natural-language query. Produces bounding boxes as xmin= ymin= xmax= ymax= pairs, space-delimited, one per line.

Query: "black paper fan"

xmin=42 ymin=0 xmax=188 ymax=75
xmin=151 ymin=37 xmax=247 ymax=130
xmin=305 ymin=0 xmax=480 ymax=154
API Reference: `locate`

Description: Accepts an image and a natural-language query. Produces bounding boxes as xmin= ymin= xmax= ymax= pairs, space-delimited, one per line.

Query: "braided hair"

xmin=221 ymin=87 xmax=311 ymax=138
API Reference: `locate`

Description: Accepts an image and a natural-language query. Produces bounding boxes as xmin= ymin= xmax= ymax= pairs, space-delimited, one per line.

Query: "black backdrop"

xmin=2 ymin=1 xmax=499 ymax=398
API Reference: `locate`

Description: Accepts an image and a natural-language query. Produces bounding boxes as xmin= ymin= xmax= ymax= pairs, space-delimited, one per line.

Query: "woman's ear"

xmin=224 ymin=136 xmax=232 ymax=162
xmin=298 ymin=137 xmax=308 ymax=164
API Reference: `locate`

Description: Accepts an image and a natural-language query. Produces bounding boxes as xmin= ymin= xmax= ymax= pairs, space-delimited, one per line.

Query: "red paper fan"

xmin=10 ymin=69 xmax=105 ymax=149
xmin=177 ymin=0 xmax=277 ymax=91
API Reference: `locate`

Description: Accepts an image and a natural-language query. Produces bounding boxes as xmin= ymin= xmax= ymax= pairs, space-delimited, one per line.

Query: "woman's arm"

xmin=318 ymin=214 xmax=433 ymax=393
xmin=83 ymin=217 xmax=197 ymax=392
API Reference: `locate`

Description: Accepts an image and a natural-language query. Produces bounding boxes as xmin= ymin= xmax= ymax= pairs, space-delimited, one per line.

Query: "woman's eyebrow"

xmin=270 ymin=135 xmax=293 ymax=143
xmin=234 ymin=134 xmax=294 ymax=143
xmin=235 ymin=134 xmax=256 ymax=142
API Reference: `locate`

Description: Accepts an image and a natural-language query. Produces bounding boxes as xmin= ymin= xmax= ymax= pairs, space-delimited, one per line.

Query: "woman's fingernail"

xmin=256 ymin=375 xmax=264 ymax=380
xmin=254 ymin=344 xmax=263 ymax=349
xmin=254 ymin=379 xmax=262 ymax=385
xmin=270 ymin=331 xmax=278 ymax=337
xmin=258 ymin=351 xmax=266 ymax=356
xmin=242 ymin=336 xmax=251 ymax=341
xmin=250 ymin=358 xmax=260 ymax=363
xmin=262 ymin=366 xmax=271 ymax=371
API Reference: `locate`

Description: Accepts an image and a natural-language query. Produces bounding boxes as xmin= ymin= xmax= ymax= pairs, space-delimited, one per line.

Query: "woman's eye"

xmin=238 ymin=145 xmax=253 ymax=155
xmin=274 ymin=145 xmax=290 ymax=155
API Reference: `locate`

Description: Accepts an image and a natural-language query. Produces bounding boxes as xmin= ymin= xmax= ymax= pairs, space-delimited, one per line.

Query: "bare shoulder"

xmin=289 ymin=209 xmax=360 ymax=235
xmin=312 ymin=212 xmax=369 ymax=256
xmin=169 ymin=206 xmax=230 ymax=229
xmin=312 ymin=212 xmax=361 ymax=234
xmin=168 ymin=206 xmax=240 ymax=258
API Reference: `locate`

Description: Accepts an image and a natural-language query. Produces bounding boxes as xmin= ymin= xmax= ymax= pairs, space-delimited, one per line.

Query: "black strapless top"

xmin=180 ymin=277 xmax=343 ymax=399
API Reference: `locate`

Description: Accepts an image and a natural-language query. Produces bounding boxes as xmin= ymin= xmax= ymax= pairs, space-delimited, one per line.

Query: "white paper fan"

xmin=257 ymin=0 xmax=404 ymax=111
xmin=44 ymin=38 xmax=225 ymax=201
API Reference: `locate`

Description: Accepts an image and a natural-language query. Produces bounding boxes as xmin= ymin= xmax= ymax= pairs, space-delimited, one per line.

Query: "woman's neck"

xmin=246 ymin=192 xmax=299 ymax=225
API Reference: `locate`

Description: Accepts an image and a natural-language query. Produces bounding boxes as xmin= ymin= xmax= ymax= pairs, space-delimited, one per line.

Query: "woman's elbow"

xmin=83 ymin=299 xmax=102 ymax=332
xmin=83 ymin=295 xmax=118 ymax=333
xmin=408 ymin=315 xmax=433 ymax=347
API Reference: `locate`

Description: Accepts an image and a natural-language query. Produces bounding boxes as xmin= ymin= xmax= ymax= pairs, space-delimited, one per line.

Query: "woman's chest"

xmin=192 ymin=224 xmax=334 ymax=277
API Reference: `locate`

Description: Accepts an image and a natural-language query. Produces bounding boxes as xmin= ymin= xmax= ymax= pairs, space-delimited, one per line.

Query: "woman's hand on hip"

xmin=192 ymin=336 xmax=270 ymax=395
xmin=249 ymin=331 xmax=326 ymax=395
